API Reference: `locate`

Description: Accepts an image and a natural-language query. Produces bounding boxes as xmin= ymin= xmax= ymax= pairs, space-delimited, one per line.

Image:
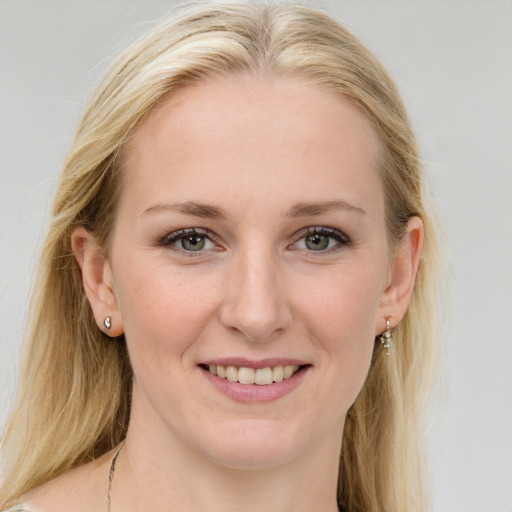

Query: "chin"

xmin=193 ymin=418 xmax=315 ymax=470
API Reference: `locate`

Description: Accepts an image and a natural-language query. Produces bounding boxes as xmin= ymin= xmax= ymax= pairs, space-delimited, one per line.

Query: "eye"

xmin=304 ymin=232 xmax=331 ymax=251
xmin=293 ymin=227 xmax=350 ymax=252
xmin=162 ymin=228 xmax=216 ymax=253
xmin=179 ymin=234 xmax=208 ymax=251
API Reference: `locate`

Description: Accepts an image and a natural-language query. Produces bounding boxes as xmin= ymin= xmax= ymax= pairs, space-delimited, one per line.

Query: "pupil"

xmin=182 ymin=235 xmax=205 ymax=251
xmin=306 ymin=234 xmax=329 ymax=250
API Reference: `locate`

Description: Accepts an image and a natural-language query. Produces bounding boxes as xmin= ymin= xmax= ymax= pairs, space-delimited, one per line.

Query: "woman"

xmin=0 ymin=2 xmax=440 ymax=511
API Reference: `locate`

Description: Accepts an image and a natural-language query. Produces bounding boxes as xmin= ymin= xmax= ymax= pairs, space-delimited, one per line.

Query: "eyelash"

xmin=293 ymin=226 xmax=352 ymax=252
xmin=160 ymin=228 xmax=217 ymax=255
xmin=158 ymin=226 xmax=351 ymax=255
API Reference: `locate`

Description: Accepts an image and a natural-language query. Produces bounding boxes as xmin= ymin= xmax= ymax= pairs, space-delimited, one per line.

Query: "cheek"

xmin=295 ymin=264 xmax=383 ymax=403
xmin=297 ymin=261 xmax=384 ymax=343
xmin=114 ymin=256 xmax=221 ymax=370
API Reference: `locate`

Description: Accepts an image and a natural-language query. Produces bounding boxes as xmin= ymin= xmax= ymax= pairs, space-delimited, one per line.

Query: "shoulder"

xmin=10 ymin=452 xmax=112 ymax=512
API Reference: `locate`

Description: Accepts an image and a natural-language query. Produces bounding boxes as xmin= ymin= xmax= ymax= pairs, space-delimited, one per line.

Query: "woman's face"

xmin=105 ymin=76 xmax=395 ymax=468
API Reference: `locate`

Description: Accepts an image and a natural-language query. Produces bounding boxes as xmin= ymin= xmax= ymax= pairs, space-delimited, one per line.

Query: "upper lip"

xmin=199 ymin=357 xmax=309 ymax=369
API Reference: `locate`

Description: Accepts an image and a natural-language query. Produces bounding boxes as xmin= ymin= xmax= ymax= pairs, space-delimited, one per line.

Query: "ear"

xmin=71 ymin=226 xmax=124 ymax=337
xmin=376 ymin=216 xmax=424 ymax=334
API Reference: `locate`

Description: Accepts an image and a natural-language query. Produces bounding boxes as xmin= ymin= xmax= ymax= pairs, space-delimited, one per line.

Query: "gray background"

xmin=0 ymin=1 xmax=511 ymax=510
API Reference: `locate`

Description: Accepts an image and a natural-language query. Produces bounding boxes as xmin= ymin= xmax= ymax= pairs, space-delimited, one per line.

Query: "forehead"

xmin=120 ymin=74 xmax=384 ymax=217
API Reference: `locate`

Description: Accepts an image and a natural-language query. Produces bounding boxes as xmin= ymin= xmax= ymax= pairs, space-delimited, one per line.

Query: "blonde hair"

xmin=1 ymin=2 xmax=440 ymax=511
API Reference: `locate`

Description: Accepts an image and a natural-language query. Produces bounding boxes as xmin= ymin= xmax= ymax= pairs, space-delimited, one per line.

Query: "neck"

xmin=112 ymin=405 xmax=342 ymax=512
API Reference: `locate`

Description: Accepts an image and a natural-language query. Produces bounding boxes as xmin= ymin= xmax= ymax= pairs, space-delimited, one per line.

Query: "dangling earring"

xmin=380 ymin=317 xmax=392 ymax=356
xmin=103 ymin=316 xmax=112 ymax=332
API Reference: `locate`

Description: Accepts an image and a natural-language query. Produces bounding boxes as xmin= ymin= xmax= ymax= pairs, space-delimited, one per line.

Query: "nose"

xmin=219 ymin=247 xmax=292 ymax=342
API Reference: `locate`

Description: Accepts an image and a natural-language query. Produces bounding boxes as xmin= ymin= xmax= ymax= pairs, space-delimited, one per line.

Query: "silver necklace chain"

xmin=107 ymin=443 xmax=124 ymax=512
xmin=106 ymin=441 xmax=344 ymax=512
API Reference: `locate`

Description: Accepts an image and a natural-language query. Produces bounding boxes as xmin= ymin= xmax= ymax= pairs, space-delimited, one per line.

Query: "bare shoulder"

xmin=15 ymin=452 xmax=112 ymax=512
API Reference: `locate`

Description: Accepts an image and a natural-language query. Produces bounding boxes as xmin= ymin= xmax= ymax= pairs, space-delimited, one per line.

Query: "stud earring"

xmin=103 ymin=316 xmax=112 ymax=332
xmin=380 ymin=317 xmax=392 ymax=356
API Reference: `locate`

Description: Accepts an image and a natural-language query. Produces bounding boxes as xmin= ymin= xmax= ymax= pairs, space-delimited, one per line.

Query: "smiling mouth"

xmin=199 ymin=364 xmax=306 ymax=385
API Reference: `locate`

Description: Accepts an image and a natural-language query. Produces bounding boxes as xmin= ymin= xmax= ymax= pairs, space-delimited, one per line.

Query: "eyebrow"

xmin=142 ymin=201 xmax=228 ymax=219
xmin=142 ymin=199 xmax=366 ymax=219
xmin=286 ymin=200 xmax=367 ymax=217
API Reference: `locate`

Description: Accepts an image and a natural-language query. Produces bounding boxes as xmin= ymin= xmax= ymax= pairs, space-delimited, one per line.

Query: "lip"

xmin=199 ymin=363 xmax=311 ymax=403
xmin=200 ymin=357 xmax=309 ymax=369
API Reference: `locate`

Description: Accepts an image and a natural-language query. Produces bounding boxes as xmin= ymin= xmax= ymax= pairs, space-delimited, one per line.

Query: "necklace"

xmin=106 ymin=442 xmax=345 ymax=512
xmin=107 ymin=443 xmax=123 ymax=512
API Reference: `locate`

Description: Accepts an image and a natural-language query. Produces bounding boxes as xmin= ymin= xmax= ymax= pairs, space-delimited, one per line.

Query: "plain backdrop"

xmin=0 ymin=1 xmax=511 ymax=511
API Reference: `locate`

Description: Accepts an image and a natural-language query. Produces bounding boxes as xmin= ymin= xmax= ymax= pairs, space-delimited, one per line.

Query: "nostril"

xmin=219 ymin=302 xmax=292 ymax=343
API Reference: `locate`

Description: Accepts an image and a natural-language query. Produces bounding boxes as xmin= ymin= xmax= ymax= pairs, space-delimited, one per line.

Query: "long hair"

xmin=0 ymin=3 xmax=440 ymax=511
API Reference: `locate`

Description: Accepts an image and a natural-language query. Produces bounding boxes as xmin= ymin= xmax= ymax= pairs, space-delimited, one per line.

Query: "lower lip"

xmin=199 ymin=366 xmax=310 ymax=403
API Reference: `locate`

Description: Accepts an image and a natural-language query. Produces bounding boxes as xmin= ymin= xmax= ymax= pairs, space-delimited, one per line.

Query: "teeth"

xmin=283 ymin=365 xmax=294 ymax=379
xmin=226 ymin=366 xmax=238 ymax=383
xmin=206 ymin=364 xmax=302 ymax=385
xmin=255 ymin=367 xmax=273 ymax=385
xmin=238 ymin=367 xmax=255 ymax=384
xmin=272 ymin=365 xmax=284 ymax=382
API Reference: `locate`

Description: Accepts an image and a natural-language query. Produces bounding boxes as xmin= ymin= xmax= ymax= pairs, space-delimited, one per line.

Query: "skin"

xmin=24 ymin=75 xmax=422 ymax=512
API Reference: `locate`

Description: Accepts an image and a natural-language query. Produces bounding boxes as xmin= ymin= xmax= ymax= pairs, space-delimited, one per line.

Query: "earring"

xmin=103 ymin=316 xmax=112 ymax=332
xmin=380 ymin=317 xmax=392 ymax=356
